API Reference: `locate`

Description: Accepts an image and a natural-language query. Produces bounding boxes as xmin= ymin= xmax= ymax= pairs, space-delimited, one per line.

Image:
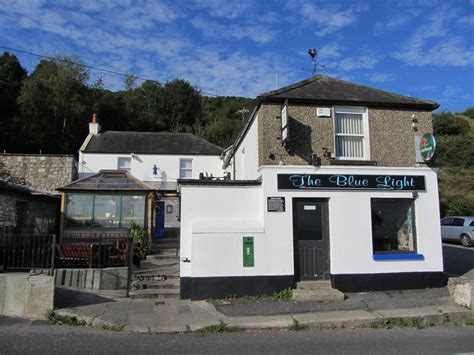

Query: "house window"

xmin=334 ymin=107 xmax=369 ymax=159
xmin=179 ymin=159 xmax=193 ymax=179
xmin=117 ymin=157 xmax=131 ymax=172
xmin=64 ymin=193 xmax=146 ymax=229
xmin=371 ymin=199 xmax=416 ymax=254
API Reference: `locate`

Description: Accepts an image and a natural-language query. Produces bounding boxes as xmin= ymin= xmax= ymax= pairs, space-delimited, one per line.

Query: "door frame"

xmin=292 ymin=198 xmax=330 ymax=281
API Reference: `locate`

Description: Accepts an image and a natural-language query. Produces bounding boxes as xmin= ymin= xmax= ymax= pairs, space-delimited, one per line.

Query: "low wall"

xmin=448 ymin=277 xmax=474 ymax=314
xmin=0 ymin=273 xmax=54 ymax=318
xmin=34 ymin=267 xmax=129 ymax=290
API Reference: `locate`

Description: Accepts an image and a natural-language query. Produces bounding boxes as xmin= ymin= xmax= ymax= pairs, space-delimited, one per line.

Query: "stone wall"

xmin=258 ymin=103 xmax=433 ymax=167
xmin=0 ymin=154 xmax=76 ymax=193
xmin=0 ymin=191 xmax=59 ymax=234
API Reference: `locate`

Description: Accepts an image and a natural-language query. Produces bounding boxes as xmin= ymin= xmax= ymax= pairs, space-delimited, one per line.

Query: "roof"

xmin=258 ymin=76 xmax=439 ymax=110
xmin=223 ymin=75 xmax=439 ymax=167
xmin=82 ymin=131 xmax=223 ymax=155
xmin=0 ymin=180 xmax=59 ymax=200
xmin=57 ymin=170 xmax=153 ymax=192
xmin=143 ymin=181 xmax=178 ymax=192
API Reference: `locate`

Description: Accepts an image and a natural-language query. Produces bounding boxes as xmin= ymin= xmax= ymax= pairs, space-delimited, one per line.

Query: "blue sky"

xmin=0 ymin=0 xmax=473 ymax=111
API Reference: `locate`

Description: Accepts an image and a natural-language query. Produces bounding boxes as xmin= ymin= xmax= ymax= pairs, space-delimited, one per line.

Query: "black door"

xmin=293 ymin=199 xmax=329 ymax=281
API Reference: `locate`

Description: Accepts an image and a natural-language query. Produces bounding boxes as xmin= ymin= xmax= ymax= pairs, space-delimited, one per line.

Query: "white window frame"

xmin=117 ymin=157 xmax=131 ymax=172
xmin=179 ymin=158 xmax=193 ymax=179
xmin=332 ymin=106 xmax=370 ymax=160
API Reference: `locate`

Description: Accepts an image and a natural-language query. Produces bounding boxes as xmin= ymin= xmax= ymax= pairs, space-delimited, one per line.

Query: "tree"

xmin=433 ymin=111 xmax=470 ymax=136
xmin=16 ymin=56 xmax=91 ymax=153
xmin=0 ymin=52 xmax=27 ymax=151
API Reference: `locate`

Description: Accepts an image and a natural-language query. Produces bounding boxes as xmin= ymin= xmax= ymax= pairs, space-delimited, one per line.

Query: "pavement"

xmin=52 ymin=286 xmax=473 ymax=334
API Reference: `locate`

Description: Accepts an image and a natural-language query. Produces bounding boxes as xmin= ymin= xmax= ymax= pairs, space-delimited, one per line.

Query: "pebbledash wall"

xmin=179 ymin=165 xmax=444 ymax=299
xmin=0 ymin=154 xmax=76 ymax=193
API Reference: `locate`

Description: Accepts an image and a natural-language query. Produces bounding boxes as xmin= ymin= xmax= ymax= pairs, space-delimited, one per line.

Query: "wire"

xmin=0 ymin=45 xmax=219 ymax=96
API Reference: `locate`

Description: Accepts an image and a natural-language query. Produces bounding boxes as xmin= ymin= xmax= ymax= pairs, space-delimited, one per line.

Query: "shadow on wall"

xmin=287 ymin=116 xmax=313 ymax=164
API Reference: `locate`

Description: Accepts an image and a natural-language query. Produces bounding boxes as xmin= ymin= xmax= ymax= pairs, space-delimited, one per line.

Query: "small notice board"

xmin=267 ymin=197 xmax=285 ymax=212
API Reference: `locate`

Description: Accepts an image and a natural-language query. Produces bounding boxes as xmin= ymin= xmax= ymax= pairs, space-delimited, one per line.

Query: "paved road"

xmin=0 ymin=318 xmax=472 ymax=354
xmin=443 ymin=243 xmax=474 ymax=277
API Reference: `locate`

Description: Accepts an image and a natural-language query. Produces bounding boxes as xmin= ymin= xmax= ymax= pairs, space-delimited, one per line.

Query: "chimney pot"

xmin=92 ymin=113 xmax=97 ymax=124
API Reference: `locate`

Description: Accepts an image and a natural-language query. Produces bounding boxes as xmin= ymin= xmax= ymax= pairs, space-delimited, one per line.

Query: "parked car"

xmin=440 ymin=216 xmax=474 ymax=247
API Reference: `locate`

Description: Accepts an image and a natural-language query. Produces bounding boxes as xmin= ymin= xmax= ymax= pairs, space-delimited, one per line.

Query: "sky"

xmin=0 ymin=0 xmax=473 ymax=111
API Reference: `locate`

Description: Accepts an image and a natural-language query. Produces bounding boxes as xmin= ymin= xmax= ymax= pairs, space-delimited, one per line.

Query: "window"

xmin=371 ymin=199 xmax=416 ymax=254
xmin=121 ymin=195 xmax=145 ymax=228
xmin=64 ymin=193 xmax=146 ymax=229
xmin=65 ymin=194 xmax=94 ymax=228
xmin=94 ymin=195 xmax=121 ymax=228
xmin=441 ymin=218 xmax=453 ymax=226
xmin=179 ymin=159 xmax=193 ymax=179
xmin=166 ymin=205 xmax=173 ymax=214
xmin=451 ymin=218 xmax=464 ymax=227
xmin=334 ymin=107 xmax=369 ymax=159
xmin=117 ymin=157 xmax=131 ymax=172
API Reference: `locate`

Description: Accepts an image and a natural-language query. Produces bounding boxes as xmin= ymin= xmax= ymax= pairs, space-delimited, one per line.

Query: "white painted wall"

xmin=259 ymin=165 xmax=443 ymax=275
xmin=78 ymin=152 xmax=225 ymax=181
xmin=233 ymin=114 xmax=259 ymax=180
xmin=180 ymin=165 xmax=443 ymax=280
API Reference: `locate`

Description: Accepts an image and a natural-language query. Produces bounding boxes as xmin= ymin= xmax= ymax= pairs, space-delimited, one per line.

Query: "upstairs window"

xmin=334 ymin=107 xmax=369 ymax=160
xmin=179 ymin=159 xmax=193 ymax=179
xmin=117 ymin=157 xmax=131 ymax=172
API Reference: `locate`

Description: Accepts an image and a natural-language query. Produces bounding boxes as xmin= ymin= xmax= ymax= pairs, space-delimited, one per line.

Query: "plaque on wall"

xmin=267 ymin=197 xmax=285 ymax=212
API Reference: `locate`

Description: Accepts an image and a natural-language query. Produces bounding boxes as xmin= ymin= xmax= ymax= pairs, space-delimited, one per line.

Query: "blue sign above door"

xmin=277 ymin=174 xmax=426 ymax=191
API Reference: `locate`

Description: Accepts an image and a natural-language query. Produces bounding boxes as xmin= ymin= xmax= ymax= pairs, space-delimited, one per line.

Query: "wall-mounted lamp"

xmin=311 ymin=153 xmax=321 ymax=166
xmin=411 ymin=114 xmax=418 ymax=132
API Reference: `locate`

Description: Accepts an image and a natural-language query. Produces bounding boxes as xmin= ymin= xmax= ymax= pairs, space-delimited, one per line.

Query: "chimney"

xmin=89 ymin=113 xmax=101 ymax=135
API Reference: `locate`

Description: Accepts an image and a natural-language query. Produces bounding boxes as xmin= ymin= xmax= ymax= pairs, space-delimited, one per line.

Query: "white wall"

xmin=259 ymin=165 xmax=443 ymax=275
xmin=233 ymin=114 xmax=259 ymax=180
xmin=78 ymin=152 xmax=225 ymax=181
xmin=180 ymin=165 xmax=443 ymax=280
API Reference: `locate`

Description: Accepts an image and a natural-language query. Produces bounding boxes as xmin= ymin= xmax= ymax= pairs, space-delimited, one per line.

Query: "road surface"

xmin=443 ymin=242 xmax=474 ymax=277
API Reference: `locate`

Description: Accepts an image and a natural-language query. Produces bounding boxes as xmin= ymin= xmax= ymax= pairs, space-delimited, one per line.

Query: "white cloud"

xmin=194 ymin=0 xmax=252 ymax=19
xmin=190 ymin=17 xmax=276 ymax=44
xmin=374 ymin=14 xmax=411 ymax=35
xmin=366 ymin=72 xmax=397 ymax=83
xmin=319 ymin=42 xmax=344 ymax=59
xmin=286 ymin=1 xmax=368 ymax=37
xmin=335 ymin=55 xmax=379 ymax=71
xmin=393 ymin=8 xmax=474 ymax=67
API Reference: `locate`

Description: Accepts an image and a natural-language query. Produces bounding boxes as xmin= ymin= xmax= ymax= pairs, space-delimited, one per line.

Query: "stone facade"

xmin=258 ymin=103 xmax=433 ymax=167
xmin=0 ymin=154 xmax=76 ymax=193
xmin=0 ymin=190 xmax=59 ymax=234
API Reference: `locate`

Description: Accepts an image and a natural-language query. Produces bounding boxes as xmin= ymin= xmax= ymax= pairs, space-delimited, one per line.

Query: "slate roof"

xmin=82 ymin=131 xmax=223 ymax=155
xmin=0 ymin=180 xmax=59 ymax=199
xmin=258 ymin=75 xmax=439 ymax=110
xmin=57 ymin=170 xmax=153 ymax=192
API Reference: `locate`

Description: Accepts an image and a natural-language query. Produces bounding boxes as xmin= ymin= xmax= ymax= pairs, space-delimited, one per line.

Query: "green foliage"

xmin=16 ymin=56 xmax=91 ymax=153
xmin=210 ymin=288 xmax=293 ymax=304
xmin=46 ymin=310 xmax=87 ymax=326
xmin=458 ymin=106 xmax=474 ymax=119
xmin=197 ymin=320 xmax=239 ymax=333
xmin=435 ymin=135 xmax=474 ymax=168
xmin=129 ymin=222 xmax=148 ymax=252
xmin=0 ymin=52 xmax=27 ymax=150
xmin=433 ymin=111 xmax=470 ymax=136
xmin=289 ymin=317 xmax=306 ymax=331
xmin=101 ymin=323 xmax=124 ymax=331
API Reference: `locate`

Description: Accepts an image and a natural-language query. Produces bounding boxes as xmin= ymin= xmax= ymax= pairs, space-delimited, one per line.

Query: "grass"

xmin=196 ymin=320 xmax=239 ymax=333
xmin=288 ymin=317 xmax=306 ymax=331
xmin=101 ymin=323 xmax=125 ymax=332
xmin=45 ymin=310 xmax=87 ymax=326
xmin=209 ymin=288 xmax=293 ymax=304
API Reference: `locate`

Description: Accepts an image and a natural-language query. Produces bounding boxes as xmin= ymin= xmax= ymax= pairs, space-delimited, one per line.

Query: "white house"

xmin=178 ymin=76 xmax=444 ymax=300
xmin=74 ymin=115 xmax=226 ymax=239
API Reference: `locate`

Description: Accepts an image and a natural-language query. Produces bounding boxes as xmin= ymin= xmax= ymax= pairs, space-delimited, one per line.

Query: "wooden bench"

xmin=56 ymin=244 xmax=93 ymax=267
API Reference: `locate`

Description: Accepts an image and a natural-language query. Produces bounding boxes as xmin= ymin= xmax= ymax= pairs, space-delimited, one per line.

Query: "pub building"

xmin=178 ymin=76 xmax=444 ymax=300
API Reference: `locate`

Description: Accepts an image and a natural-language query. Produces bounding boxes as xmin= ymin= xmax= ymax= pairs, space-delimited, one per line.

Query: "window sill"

xmin=373 ymin=253 xmax=424 ymax=261
xmin=330 ymin=160 xmax=377 ymax=166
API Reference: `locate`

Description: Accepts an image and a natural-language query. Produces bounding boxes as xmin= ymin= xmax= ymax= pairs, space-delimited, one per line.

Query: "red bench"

xmin=56 ymin=244 xmax=92 ymax=267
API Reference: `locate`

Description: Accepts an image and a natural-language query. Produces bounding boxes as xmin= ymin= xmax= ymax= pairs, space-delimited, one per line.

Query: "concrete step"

xmin=148 ymin=250 xmax=179 ymax=259
xmin=134 ymin=278 xmax=180 ymax=290
xmin=296 ymin=280 xmax=332 ymax=290
xmin=129 ymin=287 xmax=180 ymax=300
xmin=292 ymin=287 xmax=345 ymax=302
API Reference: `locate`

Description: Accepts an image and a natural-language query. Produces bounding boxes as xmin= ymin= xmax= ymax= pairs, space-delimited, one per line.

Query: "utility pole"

xmin=237 ymin=108 xmax=249 ymax=125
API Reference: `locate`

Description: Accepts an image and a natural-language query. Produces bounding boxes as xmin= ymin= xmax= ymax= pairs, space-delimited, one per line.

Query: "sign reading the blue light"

xmin=277 ymin=174 xmax=425 ymax=191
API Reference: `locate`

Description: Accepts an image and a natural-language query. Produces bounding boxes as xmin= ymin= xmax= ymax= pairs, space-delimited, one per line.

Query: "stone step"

xmin=292 ymin=287 xmax=345 ymax=302
xmin=296 ymin=280 xmax=332 ymax=290
xmin=129 ymin=288 xmax=180 ymax=300
xmin=134 ymin=278 xmax=180 ymax=290
xmin=148 ymin=250 xmax=179 ymax=259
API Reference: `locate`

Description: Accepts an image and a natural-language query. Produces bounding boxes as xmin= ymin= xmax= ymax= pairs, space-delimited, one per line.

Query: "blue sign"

xmin=277 ymin=174 xmax=425 ymax=191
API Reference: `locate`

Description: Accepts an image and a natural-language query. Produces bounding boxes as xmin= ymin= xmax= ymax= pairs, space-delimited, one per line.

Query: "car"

xmin=441 ymin=216 xmax=474 ymax=247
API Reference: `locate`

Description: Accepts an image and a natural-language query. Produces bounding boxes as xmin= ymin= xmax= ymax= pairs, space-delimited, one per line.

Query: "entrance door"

xmin=293 ymin=199 xmax=329 ymax=281
xmin=155 ymin=201 xmax=165 ymax=238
